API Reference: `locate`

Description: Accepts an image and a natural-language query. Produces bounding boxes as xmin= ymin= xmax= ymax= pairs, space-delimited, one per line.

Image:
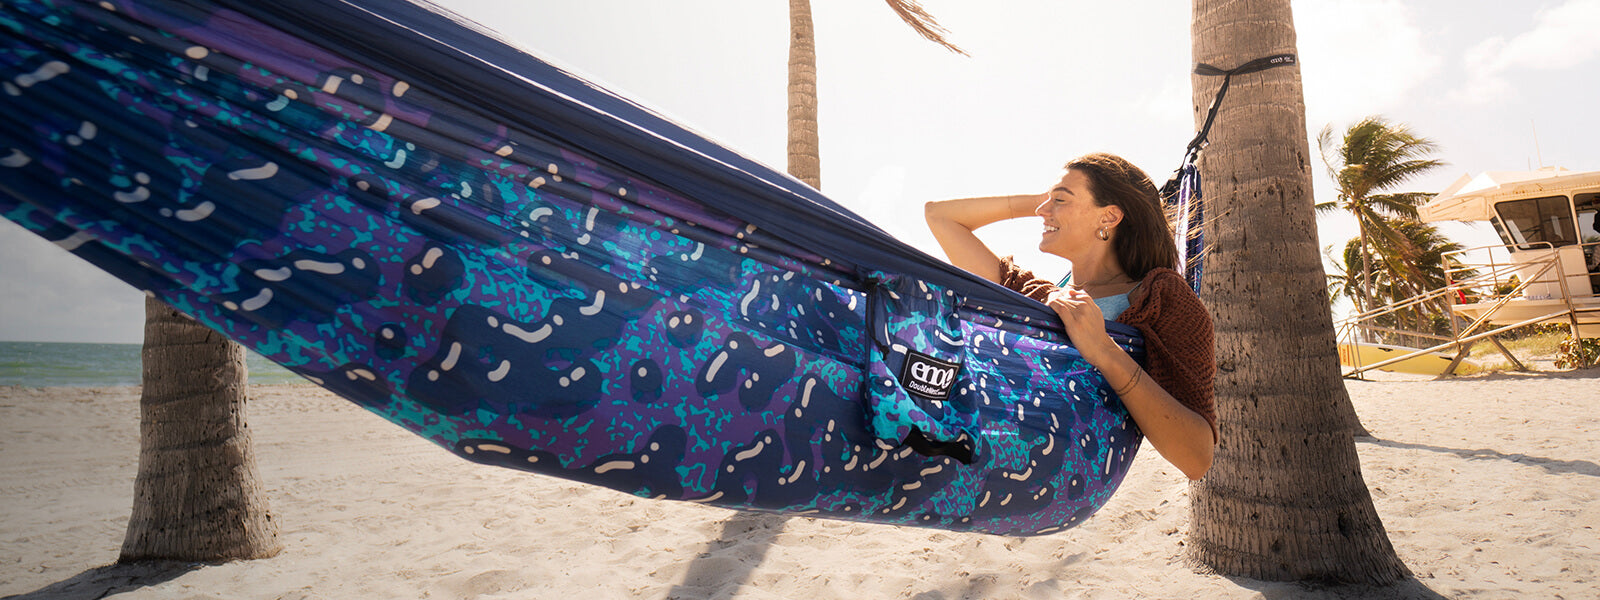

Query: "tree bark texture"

xmin=786 ymin=0 xmax=822 ymax=189
xmin=1187 ymin=0 xmax=1407 ymax=584
xmin=120 ymin=297 xmax=281 ymax=562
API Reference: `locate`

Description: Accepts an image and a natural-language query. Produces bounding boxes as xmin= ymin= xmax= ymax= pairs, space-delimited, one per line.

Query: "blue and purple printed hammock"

xmin=0 ymin=0 xmax=1149 ymax=535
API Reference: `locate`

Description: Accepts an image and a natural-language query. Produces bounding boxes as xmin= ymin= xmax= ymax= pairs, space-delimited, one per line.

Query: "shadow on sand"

xmin=900 ymin=569 xmax=1451 ymax=599
xmin=3 ymin=561 xmax=198 ymax=600
xmin=1360 ymin=438 xmax=1600 ymax=477
xmin=1225 ymin=574 xmax=1451 ymax=600
xmin=661 ymin=512 xmax=788 ymax=600
xmin=1437 ymin=366 xmax=1600 ymax=382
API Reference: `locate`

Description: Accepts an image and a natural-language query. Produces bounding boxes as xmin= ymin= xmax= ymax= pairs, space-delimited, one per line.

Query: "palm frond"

xmin=883 ymin=0 xmax=968 ymax=56
xmin=1328 ymin=116 xmax=1448 ymax=200
xmin=1371 ymin=157 xmax=1447 ymax=190
xmin=1366 ymin=193 xmax=1429 ymax=219
xmin=1317 ymin=124 xmax=1341 ymax=175
xmin=1313 ymin=200 xmax=1343 ymax=214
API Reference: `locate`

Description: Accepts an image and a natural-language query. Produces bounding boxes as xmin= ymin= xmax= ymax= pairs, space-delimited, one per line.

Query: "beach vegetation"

xmin=1317 ymin=116 xmax=1447 ymax=327
xmin=1554 ymin=336 xmax=1600 ymax=369
xmin=1496 ymin=325 xmax=1571 ymax=355
xmin=1326 ymin=216 xmax=1469 ymax=347
xmin=1454 ymin=326 xmax=1578 ymax=374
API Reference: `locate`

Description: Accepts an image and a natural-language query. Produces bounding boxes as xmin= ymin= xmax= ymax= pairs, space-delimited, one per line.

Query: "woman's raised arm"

xmin=923 ymin=194 xmax=1040 ymax=283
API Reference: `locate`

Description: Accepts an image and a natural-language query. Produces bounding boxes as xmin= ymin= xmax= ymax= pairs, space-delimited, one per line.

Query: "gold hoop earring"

xmin=1096 ymin=227 xmax=1109 ymax=241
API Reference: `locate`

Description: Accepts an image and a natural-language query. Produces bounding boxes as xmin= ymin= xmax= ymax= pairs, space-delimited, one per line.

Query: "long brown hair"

xmin=1065 ymin=153 xmax=1178 ymax=280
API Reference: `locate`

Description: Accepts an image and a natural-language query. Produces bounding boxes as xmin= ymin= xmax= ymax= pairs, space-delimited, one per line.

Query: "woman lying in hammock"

xmin=925 ymin=152 xmax=1217 ymax=480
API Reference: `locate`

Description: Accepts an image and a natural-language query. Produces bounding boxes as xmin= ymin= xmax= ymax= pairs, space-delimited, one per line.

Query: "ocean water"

xmin=0 ymin=341 xmax=304 ymax=387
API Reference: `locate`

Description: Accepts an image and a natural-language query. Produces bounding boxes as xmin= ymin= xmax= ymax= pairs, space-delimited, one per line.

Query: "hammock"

xmin=0 ymin=0 xmax=1149 ymax=535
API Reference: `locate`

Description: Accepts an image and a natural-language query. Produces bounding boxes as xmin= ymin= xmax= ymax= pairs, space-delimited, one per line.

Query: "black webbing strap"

xmin=1162 ymin=53 xmax=1298 ymax=200
xmin=1183 ymin=53 xmax=1298 ymax=155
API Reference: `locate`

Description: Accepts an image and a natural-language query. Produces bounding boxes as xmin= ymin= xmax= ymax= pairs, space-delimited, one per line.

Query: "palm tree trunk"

xmin=120 ymin=297 xmax=280 ymax=562
xmin=1363 ymin=216 xmax=1376 ymax=340
xmin=786 ymin=0 xmax=822 ymax=189
xmin=1359 ymin=218 xmax=1375 ymax=340
xmin=1187 ymin=0 xmax=1406 ymax=584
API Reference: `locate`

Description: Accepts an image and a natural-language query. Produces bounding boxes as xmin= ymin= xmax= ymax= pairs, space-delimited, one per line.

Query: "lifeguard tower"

xmin=1336 ymin=168 xmax=1600 ymax=377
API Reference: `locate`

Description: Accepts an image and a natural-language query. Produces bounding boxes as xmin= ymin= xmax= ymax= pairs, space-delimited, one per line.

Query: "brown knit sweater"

xmin=998 ymin=258 xmax=1217 ymax=440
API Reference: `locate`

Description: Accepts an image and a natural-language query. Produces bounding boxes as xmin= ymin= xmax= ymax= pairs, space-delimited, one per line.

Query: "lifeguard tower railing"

xmin=1335 ymin=240 xmax=1600 ymax=378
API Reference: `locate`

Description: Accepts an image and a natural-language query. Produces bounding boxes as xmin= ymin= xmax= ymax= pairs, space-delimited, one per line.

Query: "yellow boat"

xmin=1337 ymin=343 xmax=1456 ymax=376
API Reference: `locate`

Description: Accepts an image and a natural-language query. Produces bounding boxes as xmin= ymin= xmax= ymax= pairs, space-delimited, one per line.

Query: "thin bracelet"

xmin=1114 ymin=367 xmax=1143 ymax=396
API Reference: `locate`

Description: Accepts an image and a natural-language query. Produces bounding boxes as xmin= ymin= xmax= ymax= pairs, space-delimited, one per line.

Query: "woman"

xmin=924 ymin=152 xmax=1216 ymax=480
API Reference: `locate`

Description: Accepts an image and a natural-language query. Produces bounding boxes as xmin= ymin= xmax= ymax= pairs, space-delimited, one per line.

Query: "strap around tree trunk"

xmin=1184 ymin=53 xmax=1298 ymax=155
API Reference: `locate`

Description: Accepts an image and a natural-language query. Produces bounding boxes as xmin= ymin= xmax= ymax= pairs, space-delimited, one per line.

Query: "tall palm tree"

xmin=1188 ymin=0 xmax=1408 ymax=584
xmin=1316 ymin=116 xmax=1445 ymax=315
xmin=786 ymin=0 xmax=964 ymax=189
xmin=121 ymin=298 xmax=280 ymax=562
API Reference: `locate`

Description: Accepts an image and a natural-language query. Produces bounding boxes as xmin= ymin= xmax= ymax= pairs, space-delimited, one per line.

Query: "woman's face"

xmin=1036 ymin=169 xmax=1113 ymax=259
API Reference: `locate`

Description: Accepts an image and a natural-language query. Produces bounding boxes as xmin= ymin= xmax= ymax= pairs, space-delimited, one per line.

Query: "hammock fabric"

xmin=0 ymin=0 xmax=1148 ymax=535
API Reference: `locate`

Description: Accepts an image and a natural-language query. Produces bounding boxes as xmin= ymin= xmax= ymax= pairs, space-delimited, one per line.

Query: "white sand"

xmin=2 ymin=371 xmax=1597 ymax=599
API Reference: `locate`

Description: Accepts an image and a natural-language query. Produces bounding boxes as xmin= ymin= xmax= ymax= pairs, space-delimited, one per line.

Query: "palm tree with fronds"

xmin=1329 ymin=240 xmax=1420 ymax=343
xmin=1380 ymin=218 xmax=1470 ymax=327
xmin=786 ymin=0 xmax=964 ymax=189
xmin=1316 ymin=116 xmax=1446 ymax=316
xmin=1329 ymin=218 xmax=1472 ymax=344
xmin=1326 ymin=243 xmax=1361 ymax=309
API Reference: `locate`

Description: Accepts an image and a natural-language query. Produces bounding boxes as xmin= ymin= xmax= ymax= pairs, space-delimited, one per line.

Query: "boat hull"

xmin=1337 ymin=343 xmax=1455 ymax=376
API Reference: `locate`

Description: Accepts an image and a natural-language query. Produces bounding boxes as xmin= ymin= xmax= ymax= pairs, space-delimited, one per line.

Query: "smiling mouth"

xmin=1042 ymin=225 xmax=1059 ymax=234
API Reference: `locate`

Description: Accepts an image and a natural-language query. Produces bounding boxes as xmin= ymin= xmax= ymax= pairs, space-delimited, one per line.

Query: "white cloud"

xmin=1295 ymin=0 xmax=1443 ymax=126
xmin=1454 ymin=0 xmax=1600 ymax=104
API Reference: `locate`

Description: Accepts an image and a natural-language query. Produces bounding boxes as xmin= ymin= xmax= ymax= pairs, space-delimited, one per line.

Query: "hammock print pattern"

xmin=0 ymin=0 xmax=1143 ymax=535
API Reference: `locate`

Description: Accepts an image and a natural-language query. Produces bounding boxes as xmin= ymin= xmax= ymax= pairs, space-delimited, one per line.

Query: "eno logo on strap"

xmin=901 ymin=351 xmax=960 ymax=401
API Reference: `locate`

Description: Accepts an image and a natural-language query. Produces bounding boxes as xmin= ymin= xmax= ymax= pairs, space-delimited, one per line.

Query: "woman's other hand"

xmin=1045 ymin=287 xmax=1113 ymax=361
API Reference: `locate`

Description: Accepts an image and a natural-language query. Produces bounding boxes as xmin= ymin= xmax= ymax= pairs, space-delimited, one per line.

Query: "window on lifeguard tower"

xmin=1494 ymin=195 xmax=1576 ymax=249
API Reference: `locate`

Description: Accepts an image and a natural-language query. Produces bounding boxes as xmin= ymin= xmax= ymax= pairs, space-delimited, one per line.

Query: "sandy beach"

xmin=2 ymin=370 xmax=1597 ymax=599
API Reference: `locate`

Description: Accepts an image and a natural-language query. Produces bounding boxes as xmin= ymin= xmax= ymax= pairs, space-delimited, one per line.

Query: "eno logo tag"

xmin=900 ymin=351 xmax=960 ymax=401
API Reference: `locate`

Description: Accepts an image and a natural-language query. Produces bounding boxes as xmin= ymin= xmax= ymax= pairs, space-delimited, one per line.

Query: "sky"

xmin=3 ymin=0 xmax=1598 ymax=343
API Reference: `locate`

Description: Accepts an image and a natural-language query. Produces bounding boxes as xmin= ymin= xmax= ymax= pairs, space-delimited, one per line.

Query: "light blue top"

xmin=1095 ymin=293 xmax=1131 ymax=321
xmin=1058 ymin=274 xmax=1132 ymax=320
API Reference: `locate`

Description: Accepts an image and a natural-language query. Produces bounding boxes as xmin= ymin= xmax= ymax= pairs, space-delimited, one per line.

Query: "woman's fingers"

xmin=1046 ymin=288 xmax=1106 ymax=342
